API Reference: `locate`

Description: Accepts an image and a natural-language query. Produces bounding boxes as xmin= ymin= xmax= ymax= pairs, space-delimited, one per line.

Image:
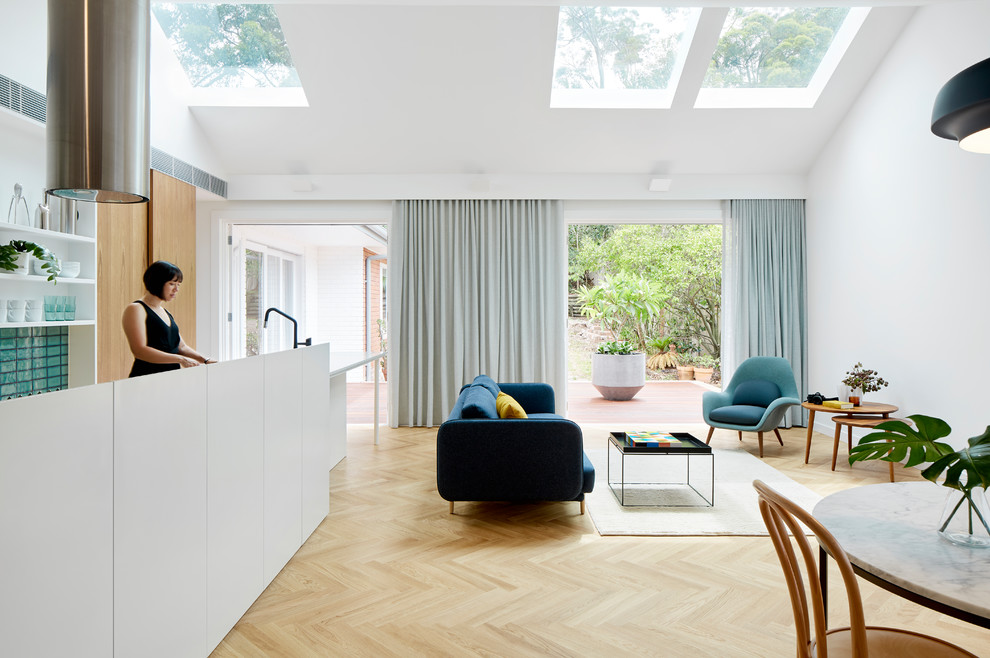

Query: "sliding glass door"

xmin=229 ymin=228 xmax=303 ymax=359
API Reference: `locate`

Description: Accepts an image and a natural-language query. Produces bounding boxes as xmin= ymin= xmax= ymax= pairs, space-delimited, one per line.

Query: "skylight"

xmin=551 ymin=6 xmax=699 ymax=109
xmin=696 ymin=6 xmax=870 ymax=108
xmin=152 ymin=2 xmax=307 ymax=106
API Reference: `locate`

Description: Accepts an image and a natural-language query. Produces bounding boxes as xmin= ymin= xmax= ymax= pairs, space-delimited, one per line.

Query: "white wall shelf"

xmin=0 ymin=272 xmax=95 ymax=284
xmin=0 ymin=217 xmax=98 ymax=389
xmin=0 ymin=222 xmax=95 ymax=244
xmin=0 ymin=320 xmax=95 ymax=329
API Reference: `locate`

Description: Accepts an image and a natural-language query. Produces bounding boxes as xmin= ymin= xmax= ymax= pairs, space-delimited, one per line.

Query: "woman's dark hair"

xmin=143 ymin=261 xmax=183 ymax=298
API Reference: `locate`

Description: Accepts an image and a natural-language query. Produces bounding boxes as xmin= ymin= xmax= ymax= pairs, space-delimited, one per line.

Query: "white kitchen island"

xmin=330 ymin=350 xmax=386 ymax=445
xmin=0 ymin=343 xmax=381 ymax=658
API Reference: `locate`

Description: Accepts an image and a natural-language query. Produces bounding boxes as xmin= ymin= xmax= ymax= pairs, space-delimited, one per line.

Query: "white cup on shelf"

xmin=25 ymin=298 xmax=44 ymax=322
xmin=7 ymin=299 xmax=25 ymax=323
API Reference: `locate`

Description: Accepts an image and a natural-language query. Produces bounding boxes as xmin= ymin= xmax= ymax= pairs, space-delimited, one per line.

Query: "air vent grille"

xmin=2 ymin=73 xmax=228 ymax=199
xmin=0 ymin=75 xmax=11 ymax=110
xmin=0 ymin=75 xmax=44 ymax=125
xmin=20 ymin=86 xmax=46 ymax=123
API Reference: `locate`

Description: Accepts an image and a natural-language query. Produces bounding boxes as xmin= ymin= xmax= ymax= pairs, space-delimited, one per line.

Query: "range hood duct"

xmin=46 ymin=0 xmax=150 ymax=203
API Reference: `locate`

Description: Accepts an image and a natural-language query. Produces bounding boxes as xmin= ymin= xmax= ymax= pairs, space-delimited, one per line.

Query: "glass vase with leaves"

xmin=849 ymin=415 xmax=990 ymax=548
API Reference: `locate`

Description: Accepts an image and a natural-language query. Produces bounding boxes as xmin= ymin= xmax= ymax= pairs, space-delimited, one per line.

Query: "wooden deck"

xmin=345 ymin=380 xmax=713 ymax=426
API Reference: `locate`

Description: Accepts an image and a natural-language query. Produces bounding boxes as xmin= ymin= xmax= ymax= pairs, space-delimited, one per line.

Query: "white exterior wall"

xmin=316 ymin=245 xmax=366 ymax=381
xmin=806 ymin=0 xmax=990 ymax=443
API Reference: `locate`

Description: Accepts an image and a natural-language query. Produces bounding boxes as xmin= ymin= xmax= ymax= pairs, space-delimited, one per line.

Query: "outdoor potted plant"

xmin=841 ymin=362 xmax=888 ymax=406
xmin=676 ymin=352 xmax=695 ymax=381
xmin=693 ymin=354 xmax=718 ymax=384
xmin=849 ymin=415 xmax=990 ymax=547
xmin=591 ymin=340 xmax=645 ymax=401
xmin=645 ymin=336 xmax=678 ymax=372
xmin=0 ymin=240 xmax=60 ymax=282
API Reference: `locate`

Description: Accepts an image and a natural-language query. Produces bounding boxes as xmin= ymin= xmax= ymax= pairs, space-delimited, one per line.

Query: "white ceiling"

xmin=178 ymin=2 xmax=921 ymax=182
xmin=1 ymin=1 xmax=949 ymax=196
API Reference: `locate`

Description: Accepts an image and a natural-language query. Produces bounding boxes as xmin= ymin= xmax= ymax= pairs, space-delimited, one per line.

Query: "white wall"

xmin=149 ymin=19 xmax=227 ymax=179
xmin=807 ymin=0 xmax=990 ymax=443
xmin=0 ymin=0 xmax=46 ymax=216
xmin=316 ymin=245 xmax=366 ymax=381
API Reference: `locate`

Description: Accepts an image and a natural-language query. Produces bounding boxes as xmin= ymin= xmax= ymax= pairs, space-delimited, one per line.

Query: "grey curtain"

xmin=723 ymin=199 xmax=808 ymax=427
xmin=388 ymin=199 xmax=567 ymax=427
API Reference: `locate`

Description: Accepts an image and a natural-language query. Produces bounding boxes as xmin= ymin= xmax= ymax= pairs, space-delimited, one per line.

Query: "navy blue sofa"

xmin=437 ymin=378 xmax=595 ymax=514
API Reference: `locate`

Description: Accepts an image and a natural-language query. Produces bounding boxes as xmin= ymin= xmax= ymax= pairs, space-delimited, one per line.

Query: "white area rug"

xmin=585 ymin=447 xmax=822 ymax=536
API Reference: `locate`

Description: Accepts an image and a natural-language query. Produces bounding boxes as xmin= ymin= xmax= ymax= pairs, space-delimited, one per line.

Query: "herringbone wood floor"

xmin=211 ymin=424 xmax=990 ymax=657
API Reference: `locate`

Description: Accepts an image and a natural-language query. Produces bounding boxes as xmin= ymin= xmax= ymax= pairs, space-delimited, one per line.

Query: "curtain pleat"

xmin=388 ymin=199 xmax=567 ymax=427
xmin=723 ymin=199 xmax=808 ymax=427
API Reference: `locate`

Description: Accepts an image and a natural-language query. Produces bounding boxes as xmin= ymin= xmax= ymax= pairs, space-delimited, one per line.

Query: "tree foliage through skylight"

xmin=704 ymin=7 xmax=849 ymax=88
xmin=553 ymin=6 xmax=693 ymax=90
xmin=153 ymin=3 xmax=300 ymax=89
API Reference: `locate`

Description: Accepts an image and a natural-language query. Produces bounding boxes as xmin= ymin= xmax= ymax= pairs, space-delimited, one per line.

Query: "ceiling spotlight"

xmin=931 ymin=57 xmax=990 ymax=154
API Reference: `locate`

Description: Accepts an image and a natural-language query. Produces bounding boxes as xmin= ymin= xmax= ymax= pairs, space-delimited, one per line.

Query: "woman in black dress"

xmin=122 ymin=261 xmax=213 ymax=377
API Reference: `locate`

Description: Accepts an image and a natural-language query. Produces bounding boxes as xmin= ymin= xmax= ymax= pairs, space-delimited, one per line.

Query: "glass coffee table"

xmin=607 ymin=432 xmax=714 ymax=507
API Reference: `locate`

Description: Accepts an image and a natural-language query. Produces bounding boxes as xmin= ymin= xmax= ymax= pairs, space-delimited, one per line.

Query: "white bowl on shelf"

xmin=31 ymin=260 xmax=80 ymax=278
xmin=60 ymin=261 xmax=81 ymax=278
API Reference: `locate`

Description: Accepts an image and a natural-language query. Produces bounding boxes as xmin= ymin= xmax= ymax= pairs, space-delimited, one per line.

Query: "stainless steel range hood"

xmin=46 ymin=0 xmax=150 ymax=203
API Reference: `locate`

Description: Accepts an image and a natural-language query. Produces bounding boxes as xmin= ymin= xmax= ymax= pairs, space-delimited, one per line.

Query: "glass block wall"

xmin=0 ymin=327 xmax=69 ymax=400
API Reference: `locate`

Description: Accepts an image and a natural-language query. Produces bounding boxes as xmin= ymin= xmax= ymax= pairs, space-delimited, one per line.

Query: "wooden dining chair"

xmin=752 ymin=479 xmax=978 ymax=658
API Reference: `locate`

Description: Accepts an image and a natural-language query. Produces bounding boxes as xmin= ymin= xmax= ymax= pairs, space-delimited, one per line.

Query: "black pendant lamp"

xmin=931 ymin=57 xmax=990 ymax=154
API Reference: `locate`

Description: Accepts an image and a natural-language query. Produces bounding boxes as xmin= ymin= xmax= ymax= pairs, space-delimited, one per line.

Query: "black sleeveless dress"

xmin=128 ymin=300 xmax=182 ymax=378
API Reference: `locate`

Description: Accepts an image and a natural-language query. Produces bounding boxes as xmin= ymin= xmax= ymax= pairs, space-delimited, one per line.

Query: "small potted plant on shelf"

xmin=841 ymin=362 xmax=888 ymax=406
xmin=592 ymin=340 xmax=646 ymax=401
xmin=849 ymin=415 xmax=990 ymax=548
xmin=0 ymin=240 xmax=61 ymax=282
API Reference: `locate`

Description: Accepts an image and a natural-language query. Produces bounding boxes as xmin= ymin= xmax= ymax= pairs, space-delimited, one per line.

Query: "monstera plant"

xmin=849 ymin=415 xmax=990 ymax=545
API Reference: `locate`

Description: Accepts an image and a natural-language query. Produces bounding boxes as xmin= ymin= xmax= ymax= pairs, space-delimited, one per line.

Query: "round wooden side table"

xmin=802 ymin=401 xmax=898 ymax=464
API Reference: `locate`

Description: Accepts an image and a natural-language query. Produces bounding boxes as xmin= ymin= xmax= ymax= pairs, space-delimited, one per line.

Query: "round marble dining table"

xmin=813 ymin=481 xmax=990 ymax=628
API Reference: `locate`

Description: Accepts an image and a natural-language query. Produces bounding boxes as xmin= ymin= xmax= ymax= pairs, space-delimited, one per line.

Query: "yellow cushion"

xmin=496 ymin=392 xmax=528 ymax=419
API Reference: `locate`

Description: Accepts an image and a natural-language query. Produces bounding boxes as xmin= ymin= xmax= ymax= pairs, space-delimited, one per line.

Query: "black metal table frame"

xmin=818 ymin=546 xmax=990 ymax=629
xmin=606 ymin=432 xmax=715 ymax=507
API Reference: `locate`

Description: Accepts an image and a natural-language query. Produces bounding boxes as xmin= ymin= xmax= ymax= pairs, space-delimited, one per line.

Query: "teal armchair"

xmin=703 ymin=356 xmax=801 ymax=458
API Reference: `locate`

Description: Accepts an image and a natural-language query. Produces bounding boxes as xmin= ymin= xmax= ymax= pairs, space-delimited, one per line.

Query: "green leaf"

xmin=848 ymin=414 xmax=954 ymax=469
xmin=921 ymin=427 xmax=990 ymax=493
xmin=851 ymin=417 xmax=990 ymax=496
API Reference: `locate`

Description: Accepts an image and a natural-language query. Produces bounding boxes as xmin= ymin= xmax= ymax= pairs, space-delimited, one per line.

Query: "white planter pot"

xmin=13 ymin=252 xmax=30 ymax=275
xmin=591 ymin=353 xmax=646 ymax=401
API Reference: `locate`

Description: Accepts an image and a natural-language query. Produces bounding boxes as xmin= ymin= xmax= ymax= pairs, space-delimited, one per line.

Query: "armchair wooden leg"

xmin=831 ymin=423 xmax=842 ymax=471
xmin=738 ymin=431 xmax=743 ymax=442
xmin=758 ymin=431 xmax=764 ymax=458
xmin=449 ymin=501 xmax=454 ymax=514
xmin=706 ymin=426 xmax=715 ymax=445
xmin=773 ymin=428 xmax=784 ymax=446
xmin=580 ymin=500 xmax=585 ymax=515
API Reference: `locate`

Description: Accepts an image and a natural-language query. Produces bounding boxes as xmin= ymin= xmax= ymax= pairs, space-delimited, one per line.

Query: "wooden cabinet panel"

xmin=150 ymin=170 xmax=197 ymax=349
xmin=97 ymin=202 xmax=148 ymax=383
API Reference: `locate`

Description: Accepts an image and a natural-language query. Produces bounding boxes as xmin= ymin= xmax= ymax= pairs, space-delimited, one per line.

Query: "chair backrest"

xmin=752 ymin=480 xmax=869 ymax=658
xmin=728 ymin=357 xmax=799 ymax=399
xmin=733 ymin=379 xmax=781 ymax=408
